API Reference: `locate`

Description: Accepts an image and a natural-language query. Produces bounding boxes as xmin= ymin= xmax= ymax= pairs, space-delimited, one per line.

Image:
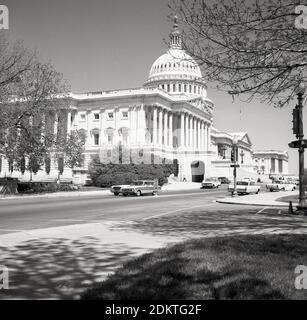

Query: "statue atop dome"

xmin=170 ymin=15 xmax=182 ymax=49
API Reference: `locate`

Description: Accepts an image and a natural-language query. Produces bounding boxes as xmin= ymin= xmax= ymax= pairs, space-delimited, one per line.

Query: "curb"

xmin=216 ymin=199 xmax=291 ymax=207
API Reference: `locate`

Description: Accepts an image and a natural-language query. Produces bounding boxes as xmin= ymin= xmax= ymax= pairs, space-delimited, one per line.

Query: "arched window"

xmin=178 ymin=84 xmax=181 ymax=92
xmin=173 ymin=84 xmax=176 ymax=92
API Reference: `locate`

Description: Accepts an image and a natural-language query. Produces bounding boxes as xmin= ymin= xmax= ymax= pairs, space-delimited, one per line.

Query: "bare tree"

xmin=170 ymin=0 xmax=307 ymax=107
xmin=0 ymin=34 xmax=85 ymax=178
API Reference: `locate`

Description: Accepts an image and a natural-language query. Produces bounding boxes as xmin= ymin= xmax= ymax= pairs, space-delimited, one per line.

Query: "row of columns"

xmin=152 ymin=107 xmax=211 ymax=151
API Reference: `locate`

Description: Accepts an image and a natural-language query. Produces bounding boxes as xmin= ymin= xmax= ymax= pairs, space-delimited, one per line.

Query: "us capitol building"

xmin=0 ymin=17 xmax=289 ymax=184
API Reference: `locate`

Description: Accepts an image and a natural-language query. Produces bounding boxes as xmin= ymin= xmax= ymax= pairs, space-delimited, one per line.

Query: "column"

xmin=138 ymin=105 xmax=146 ymax=144
xmin=204 ymin=122 xmax=208 ymax=151
xmin=159 ymin=108 xmax=163 ymax=145
xmin=185 ymin=113 xmax=189 ymax=147
xmin=180 ymin=112 xmax=185 ymax=148
xmin=67 ymin=111 xmax=71 ymax=136
xmin=207 ymin=124 xmax=211 ymax=151
xmin=189 ymin=116 xmax=193 ymax=149
xmin=197 ymin=119 xmax=201 ymax=150
xmin=168 ymin=112 xmax=173 ymax=148
xmin=193 ymin=118 xmax=197 ymax=149
xmin=200 ymin=121 xmax=204 ymax=150
xmin=129 ymin=107 xmax=135 ymax=145
xmin=153 ymin=107 xmax=157 ymax=145
xmin=164 ymin=110 xmax=168 ymax=146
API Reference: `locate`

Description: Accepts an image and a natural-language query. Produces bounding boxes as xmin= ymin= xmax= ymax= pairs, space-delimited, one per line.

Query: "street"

xmin=0 ymin=186 xmax=231 ymax=235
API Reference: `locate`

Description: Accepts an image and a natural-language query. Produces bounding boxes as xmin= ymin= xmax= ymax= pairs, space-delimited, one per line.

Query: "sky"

xmin=1 ymin=0 xmax=305 ymax=174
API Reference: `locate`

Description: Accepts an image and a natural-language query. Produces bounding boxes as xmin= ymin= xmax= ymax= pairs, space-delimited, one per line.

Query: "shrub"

xmin=17 ymin=182 xmax=78 ymax=194
xmin=89 ymin=160 xmax=176 ymax=188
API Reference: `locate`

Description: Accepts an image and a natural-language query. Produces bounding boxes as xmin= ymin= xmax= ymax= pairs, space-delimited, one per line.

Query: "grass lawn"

xmin=277 ymin=195 xmax=299 ymax=203
xmin=82 ymin=234 xmax=307 ymax=300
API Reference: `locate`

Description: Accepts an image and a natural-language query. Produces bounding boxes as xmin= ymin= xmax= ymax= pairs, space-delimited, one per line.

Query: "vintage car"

xmin=201 ymin=177 xmax=221 ymax=189
xmin=266 ymin=180 xmax=296 ymax=192
xmin=110 ymin=184 xmax=130 ymax=196
xmin=228 ymin=180 xmax=261 ymax=195
xmin=120 ymin=180 xmax=161 ymax=196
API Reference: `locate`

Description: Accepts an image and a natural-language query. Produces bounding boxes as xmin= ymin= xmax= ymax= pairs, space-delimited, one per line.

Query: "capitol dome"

xmin=144 ymin=16 xmax=207 ymax=98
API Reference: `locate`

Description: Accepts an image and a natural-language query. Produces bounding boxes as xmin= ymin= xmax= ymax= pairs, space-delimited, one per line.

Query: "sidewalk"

xmin=0 ymin=221 xmax=179 ymax=299
xmin=217 ymin=191 xmax=298 ymax=207
xmin=0 ymin=182 xmax=202 ymax=201
xmin=0 ymin=189 xmax=111 ymax=200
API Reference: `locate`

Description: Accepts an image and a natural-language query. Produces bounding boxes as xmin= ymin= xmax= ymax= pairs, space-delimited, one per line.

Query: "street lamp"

xmin=232 ymin=135 xmax=239 ymax=197
xmin=294 ymin=82 xmax=307 ymax=213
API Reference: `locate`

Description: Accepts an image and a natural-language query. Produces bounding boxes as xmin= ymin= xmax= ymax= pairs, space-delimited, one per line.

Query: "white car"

xmin=228 ymin=180 xmax=260 ymax=195
xmin=201 ymin=177 xmax=221 ymax=189
xmin=110 ymin=184 xmax=130 ymax=196
xmin=266 ymin=180 xmax=296 ymax=192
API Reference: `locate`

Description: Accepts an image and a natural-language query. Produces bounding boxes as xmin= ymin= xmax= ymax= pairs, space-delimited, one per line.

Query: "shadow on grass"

xmin=0 ymin=237 xmax=147 ymax=299
xmin=117 ymin=207 xmax=307 ymax=238
xmin=82 ymin=234 xmax=307 ymax=300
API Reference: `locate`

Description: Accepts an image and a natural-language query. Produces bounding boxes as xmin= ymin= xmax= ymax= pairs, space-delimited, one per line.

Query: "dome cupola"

xmin=144 ymin=16 xmax=207 ymax=98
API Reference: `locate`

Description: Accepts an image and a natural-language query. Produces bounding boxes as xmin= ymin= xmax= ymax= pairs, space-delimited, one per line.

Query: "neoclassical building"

xmin=0 ymin=17 xmax=289 ymax=184
xmin=252 ymin=150 xmax=289 ymax=176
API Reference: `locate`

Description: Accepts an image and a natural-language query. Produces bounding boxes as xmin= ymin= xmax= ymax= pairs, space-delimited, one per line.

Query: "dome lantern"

xmin=170 ymin=15 xmax=182 ymax=49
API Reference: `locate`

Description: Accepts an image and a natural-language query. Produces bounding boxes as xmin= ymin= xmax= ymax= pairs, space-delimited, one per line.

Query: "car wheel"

xmin=282 ymin=187 xmax=285 ymax=191
xmin=114 ymin=192 xmax=119 ymax=196
xmin=152 ymin=191 xmax=157 ymax=196
xmin=136 ymin=190 xmax=142 ymax=197
xmin=270 ymin=189 xmax=273 ymax=192
xmin=256 ymin=190 xmax=259 ymax=194
xmin=123 ymin=193 xmax=128 ymax=196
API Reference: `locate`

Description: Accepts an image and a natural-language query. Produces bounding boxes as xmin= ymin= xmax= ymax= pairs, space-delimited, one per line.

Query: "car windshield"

xmin=205 ymin=178 xmax=216 ymax=182
xmin=132 ymin=181 xmax=144 ymax=186
xmin=237 ymin=181 xmax=248 ymax=186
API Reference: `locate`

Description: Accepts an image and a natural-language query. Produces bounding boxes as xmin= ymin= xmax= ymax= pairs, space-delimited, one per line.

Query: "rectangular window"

xmin=107 ymin=112 xmax=114 ymax=120
xmin=122 ymin=111 xmax=128 ymax=119
xmin=108 ymin=135 xmax=113 ymax=144
xmin=94 ymin=133 xmax=99 ymax=145
xmin=94 ymin=113 xmax=100 ymax=120
xmin=80 ymin=114 xmax=86 ymax=121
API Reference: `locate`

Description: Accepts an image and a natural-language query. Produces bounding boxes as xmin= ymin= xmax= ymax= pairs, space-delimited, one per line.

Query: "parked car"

xmin=218 ymin=177 xmax=231 ymax=184
xmin=201 ymin=177 xmax=221 ymax=189
xmin=266 ymin=180 xmax=296 ymax=192
xmin=228 ymin=180 xmax=260 ymax=195
xmin=110 ymin=184 xmax=130 ymax=196
xmin=120 ymin=180 xmax=161 ymax=196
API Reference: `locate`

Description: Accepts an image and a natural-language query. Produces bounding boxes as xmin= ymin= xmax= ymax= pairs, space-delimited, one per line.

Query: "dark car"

xmin=218 ymin=177 xmax=231 ymax=184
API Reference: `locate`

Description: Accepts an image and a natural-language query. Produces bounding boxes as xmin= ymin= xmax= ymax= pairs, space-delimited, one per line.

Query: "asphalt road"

xmin=0 ymin=186 xmax=232 ymax=234
xmin=0 ymin=184 xmax=271 ymax=235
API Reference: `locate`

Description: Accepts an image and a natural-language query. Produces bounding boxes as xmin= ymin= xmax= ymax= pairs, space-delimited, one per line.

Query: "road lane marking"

xmin=142 ymin=203 xmax=216 ymax=221
xmin=257 ymin=207 xmax=267 ymax=214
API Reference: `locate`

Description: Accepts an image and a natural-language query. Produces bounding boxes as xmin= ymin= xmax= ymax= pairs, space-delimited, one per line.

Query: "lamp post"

xmin=232 ymin=136 xmax=239 ymax=197
xmin=295 ymin=82 xmax=307 ymax=212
